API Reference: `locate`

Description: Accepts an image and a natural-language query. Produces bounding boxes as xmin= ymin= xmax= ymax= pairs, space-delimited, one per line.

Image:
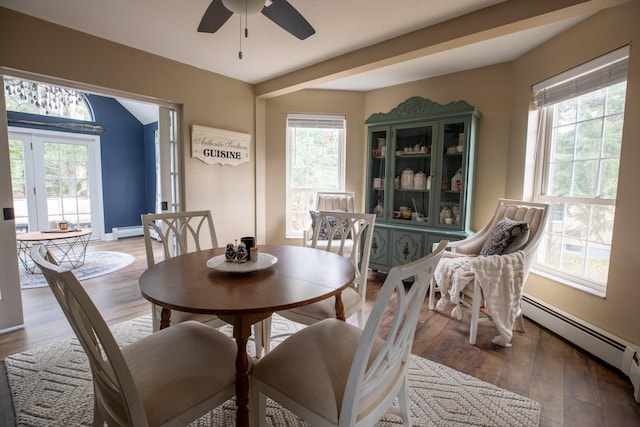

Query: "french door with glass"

xmin=8 ymin=127 xmax=104 ymax=238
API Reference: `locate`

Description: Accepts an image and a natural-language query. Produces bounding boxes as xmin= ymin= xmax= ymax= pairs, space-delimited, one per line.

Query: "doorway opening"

xmin=1 ymin=70 xmax=181 ymax=331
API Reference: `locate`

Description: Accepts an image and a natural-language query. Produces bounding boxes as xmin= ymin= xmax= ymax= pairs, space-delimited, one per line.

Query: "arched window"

xmin=4 ymin=78 xmax=94 ymax=121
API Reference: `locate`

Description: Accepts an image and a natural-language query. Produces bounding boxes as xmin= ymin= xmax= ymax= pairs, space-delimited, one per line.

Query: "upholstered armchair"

xmin=429 ymin=198 xmax=550 ymax=346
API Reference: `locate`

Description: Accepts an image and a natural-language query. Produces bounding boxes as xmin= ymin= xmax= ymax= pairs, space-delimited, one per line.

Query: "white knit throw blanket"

xmin=434 ymin=251 xmax=525 ymax=347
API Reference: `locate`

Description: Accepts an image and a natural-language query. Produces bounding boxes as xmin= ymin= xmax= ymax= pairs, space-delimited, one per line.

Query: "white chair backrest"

xmin=310 ymin=211 xmax=376 ymax=298
xmin=455 ymin=199 xmax=549 ymax=257
xmin=340 ymin=240 xmax=448 ymax=425
xmin=315 ymin=192 xmax=356 ymax=212
xmin=30 ymin=244 xmax=148 ymax=426
xmin=141 ymin=210 xmax=218 ymax=268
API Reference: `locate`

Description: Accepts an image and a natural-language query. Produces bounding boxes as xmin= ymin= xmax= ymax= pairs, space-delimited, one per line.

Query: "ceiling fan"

xmin=198 ymin=0 xmax=315 ymax=40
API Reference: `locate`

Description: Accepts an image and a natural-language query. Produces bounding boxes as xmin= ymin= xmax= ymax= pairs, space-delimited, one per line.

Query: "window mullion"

xmin=539 ymin=194 xmax=615 ymax=206
xmin=537 ymin=108 xmax=554 ymax=198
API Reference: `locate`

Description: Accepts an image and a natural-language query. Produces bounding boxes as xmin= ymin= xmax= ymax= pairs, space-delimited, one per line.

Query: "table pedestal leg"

xmin=160 ymin=307 xmax=171 ymax=330
xmin=219 ymin=314 xmax=253 ymax=427
xmin=335 ymin=292 xmax=345 ymax=321
xmin=234 ymin=334 xmax=250 ymax=427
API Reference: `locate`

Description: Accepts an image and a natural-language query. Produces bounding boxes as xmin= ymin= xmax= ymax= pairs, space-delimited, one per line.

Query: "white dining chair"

xmin=255 ymin=211 xmax=375 ymax=357
xmin=251 ymin=240 xmax=448 ymax=427
xmin=31 ymin=244 xmax=237 ymax=427
xmin=141 ymin=210 xmax=228 ymax=332
xmin=303 ymin=192 xmax=357 ymax=250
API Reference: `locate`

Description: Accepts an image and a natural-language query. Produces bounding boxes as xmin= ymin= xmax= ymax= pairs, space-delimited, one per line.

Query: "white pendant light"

xmin=221 ymin=0 xmax=265 ymax=15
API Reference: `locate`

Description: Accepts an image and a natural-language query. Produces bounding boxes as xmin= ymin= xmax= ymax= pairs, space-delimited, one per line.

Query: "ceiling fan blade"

xmin=198 ymin=0 xmax=234 ymax=33
xmin=261 ymin=0 xmax=315 ymax=40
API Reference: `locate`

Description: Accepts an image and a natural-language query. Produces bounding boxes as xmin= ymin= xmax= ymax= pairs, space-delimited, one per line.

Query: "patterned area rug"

xmin=19 ymin=251 xmax=135 ymax=290
xmin=4 ymin=315 xmax=541 ymax=426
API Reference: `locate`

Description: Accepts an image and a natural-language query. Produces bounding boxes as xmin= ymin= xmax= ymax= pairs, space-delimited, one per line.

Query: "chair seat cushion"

xmin=479 ymin=217 xmax=530 ymax=256
xmin=279 ymin=286 xmax=361 ymax=324
xmin=119 ymin=321 xmax=237 ymax=426
xmin=252 ymin=318 xmax=382 ymax=424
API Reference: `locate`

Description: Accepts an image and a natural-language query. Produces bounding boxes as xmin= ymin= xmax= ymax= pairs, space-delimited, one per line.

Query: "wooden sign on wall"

xmin=191 ymin=125 xmax=251 ymax=166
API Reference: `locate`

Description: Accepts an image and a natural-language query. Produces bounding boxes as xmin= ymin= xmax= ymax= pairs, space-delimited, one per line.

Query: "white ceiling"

xmin=0 ymin=0 xmax=593 ymax=93
xmin=313 ymin=17 xmax=585 ymax=91
xmin=115 ymin=98 xmax=159 ymax=125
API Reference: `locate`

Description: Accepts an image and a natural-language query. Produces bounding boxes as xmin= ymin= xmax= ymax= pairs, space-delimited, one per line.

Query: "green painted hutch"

xmin=365 ymin=97 xmax=482 ymax=272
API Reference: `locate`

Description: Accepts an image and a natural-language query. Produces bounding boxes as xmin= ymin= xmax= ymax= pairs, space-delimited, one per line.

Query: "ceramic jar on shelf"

xmin=452 ymin=204 xmax=460 ymax=224
xmin=413 ymin=171 xmax=427 ymax=190
xmin=440 ymin=206 xmax=452 ymax=224
xmin=400 ymin=168 xmax=414 ymax=189
xmin=451 ymin=168 xmax=462 ymax=192
xmin=373 ymin=201 xmax=384 ymax=217
xmin=399 ymin=206 xmax=412 ymax=219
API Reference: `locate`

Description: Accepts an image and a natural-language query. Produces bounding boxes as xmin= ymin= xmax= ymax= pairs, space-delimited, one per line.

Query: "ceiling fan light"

xmin=221 ymin=0 xmax=265 ymax=15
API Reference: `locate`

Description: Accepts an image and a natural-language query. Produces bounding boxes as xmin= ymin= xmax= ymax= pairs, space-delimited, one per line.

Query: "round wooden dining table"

xmin=138 ymin=244 xmax=356 ymax=427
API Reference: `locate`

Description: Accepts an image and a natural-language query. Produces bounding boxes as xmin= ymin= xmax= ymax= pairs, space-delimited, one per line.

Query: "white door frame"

xmin=9 ymin=127 xmax=105 ymax=239
xmin=0 ymin=81 xmax=24 ymax=331
xmin=158 ymin=106 xmax=173 ymax=213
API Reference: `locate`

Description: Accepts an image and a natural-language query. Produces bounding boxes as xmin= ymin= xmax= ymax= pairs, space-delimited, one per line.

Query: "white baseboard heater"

xmin=522 ymin=294 xmax=639 ymax=403
xmin=112 ymin=226 xmax=144 ymax=240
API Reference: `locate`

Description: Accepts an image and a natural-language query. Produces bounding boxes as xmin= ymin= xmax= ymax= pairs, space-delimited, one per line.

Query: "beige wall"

xmin=507 ymin=1 xmax=640 ymax=345
xmin=0 ymin=8 xmax=257 ymax=246
xmin=262 ymin=90 xmax=365 ymax=245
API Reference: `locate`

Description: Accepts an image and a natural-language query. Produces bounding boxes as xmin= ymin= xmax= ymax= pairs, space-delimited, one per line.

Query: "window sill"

xmin=529 ymin=268 xmax=606 ymax=298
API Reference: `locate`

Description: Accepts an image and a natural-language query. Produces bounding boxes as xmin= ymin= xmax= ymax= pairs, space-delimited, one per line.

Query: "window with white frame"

xmin=286 ymin=114 xmax=346 ymax=238
xmin=531 ymin=46 xmax=629 ymax=295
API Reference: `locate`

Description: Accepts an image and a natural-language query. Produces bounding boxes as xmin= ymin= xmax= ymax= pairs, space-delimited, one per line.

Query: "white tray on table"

xmin=206 ymin=253 xmax=277 ymax=273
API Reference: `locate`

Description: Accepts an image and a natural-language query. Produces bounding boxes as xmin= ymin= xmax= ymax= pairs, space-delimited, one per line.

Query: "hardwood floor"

xmin=1 ymin=237 xmax=639 ymax=426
